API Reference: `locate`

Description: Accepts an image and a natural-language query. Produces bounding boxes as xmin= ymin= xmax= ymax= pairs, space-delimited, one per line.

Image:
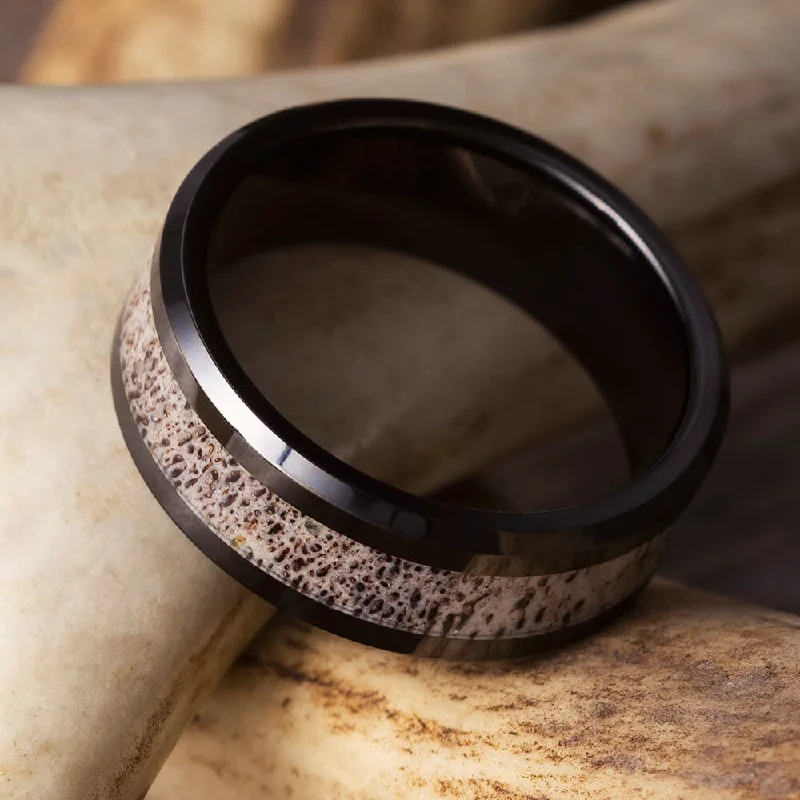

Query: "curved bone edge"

xmin=151 ymin=579 xmax=800 ymax=800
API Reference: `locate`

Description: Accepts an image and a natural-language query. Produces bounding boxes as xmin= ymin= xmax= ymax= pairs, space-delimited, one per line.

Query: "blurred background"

xmin=2 ymin=0 xmax=798 ymax=615
xmin=3 ymin=0 xmax=631 ymax=83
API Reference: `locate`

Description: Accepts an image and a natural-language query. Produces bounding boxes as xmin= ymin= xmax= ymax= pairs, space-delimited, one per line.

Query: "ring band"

xmin=112 ymin=99 xmax=728 ymax=659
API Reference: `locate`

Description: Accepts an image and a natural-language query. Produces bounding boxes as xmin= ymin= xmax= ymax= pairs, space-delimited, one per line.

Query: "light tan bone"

xmin=151 ymin=580 xmax=800 ymax=800
xmin=2 ymin=0 xmax=800 ymax=797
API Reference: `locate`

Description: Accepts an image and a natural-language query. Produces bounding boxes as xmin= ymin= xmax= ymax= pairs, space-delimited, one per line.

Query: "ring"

xmin=112 ymin=98 xmax=728 ymax=659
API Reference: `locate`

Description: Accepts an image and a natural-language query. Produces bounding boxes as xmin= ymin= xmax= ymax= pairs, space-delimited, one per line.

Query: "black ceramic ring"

xmin=112 ymin=98 xmax=728 ymax=659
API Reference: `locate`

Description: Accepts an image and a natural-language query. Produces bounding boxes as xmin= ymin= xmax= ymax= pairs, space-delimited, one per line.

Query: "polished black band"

xmin=161 ymin=98 xmax=727 ymax=563
xmin=113 ymin=98 xmax=728 ymax=658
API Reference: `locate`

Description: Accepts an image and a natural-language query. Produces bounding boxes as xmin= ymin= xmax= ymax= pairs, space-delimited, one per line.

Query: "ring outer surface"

xmin=112 ymin=98 xmax=728 ymax=658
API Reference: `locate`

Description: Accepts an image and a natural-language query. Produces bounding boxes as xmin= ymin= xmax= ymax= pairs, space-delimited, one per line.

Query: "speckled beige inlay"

xmin=118 ymin=268 xmax=664 ymax=640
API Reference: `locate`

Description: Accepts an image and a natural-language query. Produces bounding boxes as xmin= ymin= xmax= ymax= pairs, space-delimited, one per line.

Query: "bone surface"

xmin=151 ymin=580 xmax=800 ymax=800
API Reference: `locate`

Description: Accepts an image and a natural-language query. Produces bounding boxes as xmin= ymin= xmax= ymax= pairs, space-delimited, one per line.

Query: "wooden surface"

xmin=151 ymin=579 xmax=800 ymax=799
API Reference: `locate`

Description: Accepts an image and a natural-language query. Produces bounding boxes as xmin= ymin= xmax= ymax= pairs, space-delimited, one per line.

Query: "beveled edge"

xmin=155 ymin=98 xmax=729 ymax=568
xmin=112 ymin=313 xmax=654 ymax=659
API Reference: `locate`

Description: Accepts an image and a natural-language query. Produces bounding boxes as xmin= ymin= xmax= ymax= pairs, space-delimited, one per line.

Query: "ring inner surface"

xmin=201 ymin=129 xmax=690 ymax=509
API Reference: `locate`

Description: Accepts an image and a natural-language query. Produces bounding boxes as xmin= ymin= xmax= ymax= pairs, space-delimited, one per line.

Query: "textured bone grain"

xmin=119 ymin=271 xmax=665 ymax=640
xmin=150 ymin=580 xmax=800 ymax=800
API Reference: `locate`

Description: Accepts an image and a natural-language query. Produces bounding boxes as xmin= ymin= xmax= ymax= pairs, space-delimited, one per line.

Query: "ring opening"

xmin=199 ymin=126 xmax=689 ymax=511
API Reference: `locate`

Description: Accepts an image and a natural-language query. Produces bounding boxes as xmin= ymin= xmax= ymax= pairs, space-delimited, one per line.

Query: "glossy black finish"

xmin=155 ymin=98 xmax=728 ymax=570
